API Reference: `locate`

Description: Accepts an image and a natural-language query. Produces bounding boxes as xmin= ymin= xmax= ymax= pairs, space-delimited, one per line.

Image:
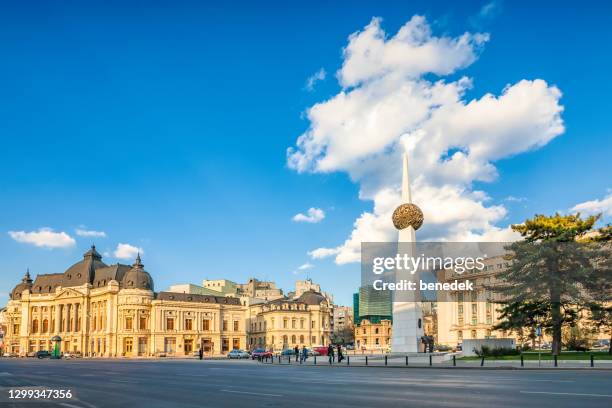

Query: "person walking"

xmin=198 ymin=347 xmax=203 ymax=360
xmin=294 ymin=345 xmax=299 ymax=362
xmin=301 ymin=345 xmax=308 ymax=363
xmin=328 ymin=344 xmax=334 ymax=364
xmin=336 ymin=344 xmax=343 ymax=363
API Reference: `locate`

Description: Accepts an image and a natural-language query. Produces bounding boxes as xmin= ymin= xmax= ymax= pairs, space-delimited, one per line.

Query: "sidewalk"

xmin=260 ymin=354 xmax=612 ymax=369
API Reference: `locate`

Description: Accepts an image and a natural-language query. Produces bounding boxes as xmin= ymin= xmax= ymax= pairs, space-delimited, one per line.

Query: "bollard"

xmin=347 ymin=355 xmax=350 ymax=366
xmin=480 ymin=356 xmax=485 ymax=367
xmin=314 ymin=355 xmax=317 ymax=365
xmin=591 ymin=354 xmax=594 ymax=368
xmin=288 ymin=355 xmax=291 ymax=364
xmin=405 ymin=356 xmax=408 ymax=366
xmin=520 ymin=354 xmax=524 ymax=367
xmin=453 ymin=355 xmax=456 ymax=367
xmin=554 ymin=355 xmax=558 ymax=367
xmin=385 ymin=355 xmax=388 ymax=366
xmin=365 ymin=356 xmax=368 ymax=366
xmin=429 ymin=355 xmax=432 ymax=366
xmin=278 ymin=355 xmax=281 ymax=364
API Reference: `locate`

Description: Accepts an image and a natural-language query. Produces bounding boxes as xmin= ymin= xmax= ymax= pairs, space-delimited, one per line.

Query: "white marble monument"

xmin=390 ymin=153 xmax=424 ymax=353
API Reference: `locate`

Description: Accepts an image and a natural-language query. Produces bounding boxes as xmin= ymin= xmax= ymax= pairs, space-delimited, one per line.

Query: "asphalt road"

xmin=0 ymin=358 xmax=611 ymax=408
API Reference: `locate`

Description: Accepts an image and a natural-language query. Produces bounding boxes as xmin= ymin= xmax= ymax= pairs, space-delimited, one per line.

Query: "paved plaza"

xmin=0 ymin=358 xmax=611 ymax=408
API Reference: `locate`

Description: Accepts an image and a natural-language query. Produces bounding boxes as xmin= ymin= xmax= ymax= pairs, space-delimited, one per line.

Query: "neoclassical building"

xmin=4 ymin=246 xmax=247 ymax=357
xmin=247 ymin=291 xmax=333 ymax=352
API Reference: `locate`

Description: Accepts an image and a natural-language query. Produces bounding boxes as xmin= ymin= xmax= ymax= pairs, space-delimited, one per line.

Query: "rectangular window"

xmin=300 ymin=319 xmax=304 ymax=329
xmin=232 ymin=338 xmax=240 ymax=350
xmin=203 ymin=319 xmax=210 ymax=331
xmin=233 ymin=320 xmax=239 ymax=331
xmin=185 ymin=319 xmax=193 ymax=330
xmin=125 ymin=317 xmax=133 ymax=330
xmin=222 ymin=320 xmax=228 ymax=331
xmin=291 ymin=320 xmax=296 ymax=329
xmin=139 ymin=316 xmax=147 ymax=330
xmin=283 ymin=319 xmax=288 ymax=329
xmin=166 ymin=318 xmax=174 ymax=331
xmin=222 ymin=338 xmax=229 ymax=353
xmin=311 ymin=321 xmax=315 ymax=329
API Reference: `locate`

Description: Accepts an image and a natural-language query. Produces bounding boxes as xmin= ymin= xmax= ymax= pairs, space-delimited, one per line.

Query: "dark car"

xmin=36 ymin=350 xmax=51 ymax=359
xmin=280 ymin=349 xmax=295 ymax=356
xmin=251 ymin=348 xmax=273 ymax=360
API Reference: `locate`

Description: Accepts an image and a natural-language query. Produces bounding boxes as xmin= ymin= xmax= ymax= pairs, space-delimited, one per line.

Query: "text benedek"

xmin=372 ymin=279 xmax=474 ymax=291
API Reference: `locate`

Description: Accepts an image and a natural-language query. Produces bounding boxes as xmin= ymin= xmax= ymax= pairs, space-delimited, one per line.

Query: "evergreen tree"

xmin=491 ymin=213 xmax=608 ymax=355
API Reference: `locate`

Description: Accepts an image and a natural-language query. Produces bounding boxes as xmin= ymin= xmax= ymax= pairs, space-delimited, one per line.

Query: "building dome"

xmin=297 ymin=290 xmax=326 ymax=306
xmin=10 ymin=269 xmax=33 ymax=300
xmin=63 ymin=245 xmax=107 ymax=285
xmin=121 ymin=254 xmax=154 ymax=291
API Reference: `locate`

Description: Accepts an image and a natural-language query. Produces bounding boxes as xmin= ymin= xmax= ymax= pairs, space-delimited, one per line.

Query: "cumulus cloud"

xmin=287 ymin=16 xmax=563 ymax=264
xmin=571 ymin=192 xmax=612 ymax=218
xmin=305 ymin=68 xmax=326 ymax=91
xmin=75 ymin=228 xmax=107 ymax=238
xmin=113 ymin=243 xmax=144 ymax=260
xmin=8 ymin=228 xmax=76 ymax=248
xmin=293 ymin=207 xmax=326 ymax=223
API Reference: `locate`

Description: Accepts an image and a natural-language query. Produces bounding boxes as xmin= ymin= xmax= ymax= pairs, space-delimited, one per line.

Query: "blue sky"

xmin=1 ymin=0 xmax=611 ymax=306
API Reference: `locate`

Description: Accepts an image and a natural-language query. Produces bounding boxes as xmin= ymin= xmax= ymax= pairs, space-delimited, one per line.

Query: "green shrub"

xmin=474 ymin=345 xmax=520 ymax=357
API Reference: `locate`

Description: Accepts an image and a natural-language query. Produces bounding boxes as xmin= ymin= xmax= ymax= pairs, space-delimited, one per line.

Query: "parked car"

xmin=305 ymin=348 xmax=320 ymax=356
xmin=434 ymin=344 xmax=452 ymax=352
xmin=3 ymin=352 xmax=17 ymax=358
xmin=312 ymin=346 xmax=329 ymax=356
xmin=227 ymin=349 xmax=250 ymax=359
xmin=251 ymin=348 xmax=273 ymax=360
xmin=280 ymin=349 xmax=295 ymax=356
xmin=26 ymin=351 xmax=37 ymax=358
xmin=36 ymin=350 xmax=51 ymax=359
xmin=345 ymin=344 xmax=355 ymax=351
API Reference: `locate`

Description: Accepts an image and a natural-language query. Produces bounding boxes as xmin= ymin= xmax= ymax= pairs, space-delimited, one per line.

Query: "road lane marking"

xmin=220 ymin=389 xmax=282 ymax=397
xmin=0 ymin=373 xmax=13 ymax=376
xmin=520 ymin=391 xmax=612 ymax=398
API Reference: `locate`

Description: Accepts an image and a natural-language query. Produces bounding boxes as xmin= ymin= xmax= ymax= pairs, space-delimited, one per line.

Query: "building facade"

xmin=4 ymin=247 xmax=247 ymax=357
xmin=247 ymin=291 xmax=333 ymax=351
xmin=354 ymin=319 xmax=392 ymax=351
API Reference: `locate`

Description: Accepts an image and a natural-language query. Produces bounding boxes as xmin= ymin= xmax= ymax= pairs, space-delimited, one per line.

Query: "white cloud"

xmin=113 ymin=243 xmax=144 ymax=260
xmin=298 ymin=262 xmax=314 ymax=270
xmin=293 ymin=262 xmax=315 ymax=275
xmin=75 ymin=228 xmax=107 ymax=238
xmin=293 ymin=207 xmax=326 ymax=223
xmin=288 ymin=16 xmax=563 ymax=264
xmin=8 ymin=228 xmax=76 ymax=248
xmin=504 ymin=195 xmax=526 ymax=203
xmin=305 ymin=68 xmax=326 ymax=91
xmin=571 ymin=192 xmax=612 ymax=218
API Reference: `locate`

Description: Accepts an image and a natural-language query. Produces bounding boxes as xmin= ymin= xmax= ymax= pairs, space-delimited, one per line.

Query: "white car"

xmin=227 ymin=349 xmax=250 ymax=359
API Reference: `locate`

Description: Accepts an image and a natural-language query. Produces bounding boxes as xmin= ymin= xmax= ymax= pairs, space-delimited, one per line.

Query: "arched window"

xmin=291 ymin=335 xmax=296 ymax=344
xmin=282 ymin=335 xmax=288 ymax=346
xmin=299 ymin=335 xmax=304 ymax=344
xmin=42 ymin=319 xmax=49 ymax=333
xmin=31 ymin=319 xmax=39 ymax=333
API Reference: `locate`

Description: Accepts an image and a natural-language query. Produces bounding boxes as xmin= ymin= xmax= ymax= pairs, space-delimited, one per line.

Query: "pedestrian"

xmin=301 ymin=345 xmax=308 ymax=363
xmin=328 ymin=344 xmax=334 ymax=364
xmin=199 ymin=347 xmax=203 ymax=360
xmin=337 ymin=344 xmax=343 ymax=363
xmin=294 ymin=345 xmax=299 ymax=362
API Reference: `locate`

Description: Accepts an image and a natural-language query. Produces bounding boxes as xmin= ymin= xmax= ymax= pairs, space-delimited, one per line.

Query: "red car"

xmin=251 ymin=348 xmax=273 ymax=360
xmin=312 ymin=346 xmax=329 ymax=356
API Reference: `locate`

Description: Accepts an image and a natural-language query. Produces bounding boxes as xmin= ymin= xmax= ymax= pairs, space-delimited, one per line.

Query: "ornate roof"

xmin=156 ymin=292 xmax=242 ymax=305
xmin=297 ymin=290 xmax=327 ymax=306
xmin=11 ymin=246 xmax=156 ymax=297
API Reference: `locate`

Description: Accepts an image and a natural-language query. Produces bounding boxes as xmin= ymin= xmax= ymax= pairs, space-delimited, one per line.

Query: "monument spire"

xmin=401 ymin=152 xmax=412 ymax=203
